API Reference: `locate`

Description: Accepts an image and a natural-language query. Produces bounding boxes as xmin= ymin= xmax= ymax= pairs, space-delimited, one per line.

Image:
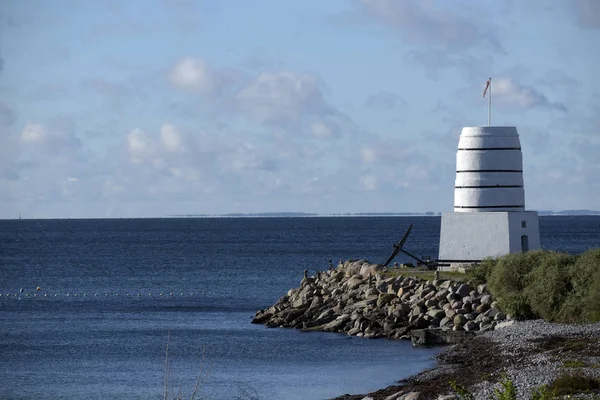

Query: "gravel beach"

xmin=333 ymin=320 xmax=600 ymax=400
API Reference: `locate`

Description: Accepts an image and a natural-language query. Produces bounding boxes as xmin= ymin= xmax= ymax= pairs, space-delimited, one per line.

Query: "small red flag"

xmin=483 ymin=78 xmax=491 ymax=97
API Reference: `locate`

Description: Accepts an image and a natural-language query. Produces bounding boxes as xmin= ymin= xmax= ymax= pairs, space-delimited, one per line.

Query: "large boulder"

xmin=345 ymin=260 xmax=368 ymax=277
xmin=377 ymin=293 xmax=397 ymax=307
xmin=359 ymin=263 xmax=384 ymax=278
xmin=427 ymin=309 xmax=446 ymax=319
xmin=323 ymin=314 xmax=350 ymax=332
xmin=345 ymin=276 xmax=365 ymax=290
xmin=456 ymin=283 xmax=472 ymax=298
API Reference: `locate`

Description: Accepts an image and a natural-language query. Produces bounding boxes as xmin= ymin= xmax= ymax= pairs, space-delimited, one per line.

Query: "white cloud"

xmin=167 ymin=58 xmax=350 ymax=140
xmin=310 ymin=120 xmax=339 ymax=139
xmin=493 ymin=78 xmax=567 ymax=111
xmin=360 ymin=147 xmax=377 ymax=163
xmin=168 ymin=57 xmax=215 ymax=94
xmin=218 ymin=142 xmax=278 ymax=172
xmin=127 ymin=128 xmax=148 ymax=158
xmin=20 ymin=122 xmax=47 ymax=143
xmin=160 ymin=124 xmax=183 ymax=152
xmin=357 ymin=137 xmax=412 ymax=165
xmin=359 ymin=174 xmax=378 ymax=191
xmin=358 ymin=0 xmax=501 ymax=51
xmin=365 ymin=91 xmax=406 ymax=110
xmin=235 ymin=71 xmax=327 ymax=123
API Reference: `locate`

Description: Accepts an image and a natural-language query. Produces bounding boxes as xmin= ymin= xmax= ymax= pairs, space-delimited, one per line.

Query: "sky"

xmin=0 ymin=0 xmax=599 ymax=219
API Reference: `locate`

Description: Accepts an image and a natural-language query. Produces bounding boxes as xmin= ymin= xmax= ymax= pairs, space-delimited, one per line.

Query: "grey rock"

xmin=464 ymin=321 xmax=476 ymax=331
xmin=456 ymin=283 xmax=472 ymax=298
xmin=323 ymin=315 xmax=350 ymax=332
xmin=427 ymin=309 xmax=446 ymax=319
xmin=453 ymin=314 xmax=467 ymax=326
xmin=412 ymin=316 xmax=429 ymax=329
xmin=377 ymin=293 xmax=397 ymax=307
xmin=480 ymin=294 xmax=493 ymax=305
xmin=439 ymin=280 xmax=452 ymax=289
xmin=400 ymin=392 xmax=421 ymax=400
xmin=292 ymin=298 xmax=304 ymax=308
xmin=346 ymin=276 xmax=364 ymax=290
xmin=384 ymin=390 xmax=406 ymax=400
xmin=476 ymin=303 xmax=490 ymax=313
xmin=424 ymin=298 xmax=438 ymax=308
xmin=359 ymin=263 xmax=384 ymax=278
xmin=493 ymin=320 xmax=515 ymax=330
xmin=347 ymin=327 xmax=361 ymax=336
xmin=477 ymin=283 xmax=488 ymax=294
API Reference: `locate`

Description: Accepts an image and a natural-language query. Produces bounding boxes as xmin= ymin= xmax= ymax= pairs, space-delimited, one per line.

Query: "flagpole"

xmin=488 ymin=78 xmax=492 ymax=127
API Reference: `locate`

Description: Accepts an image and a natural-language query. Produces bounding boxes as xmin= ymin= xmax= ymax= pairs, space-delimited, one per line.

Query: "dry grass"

xmin=383 ymin=268 xmax=467 ymax=282
xmin=162 ymin=331 xmax=259 ymax=400
xmin=163 ymin=331 xmax=212 ymax=400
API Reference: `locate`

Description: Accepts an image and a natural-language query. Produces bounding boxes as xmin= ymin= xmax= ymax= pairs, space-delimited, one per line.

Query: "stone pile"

xmin=252 ymin=259 xmax=508 ymax=340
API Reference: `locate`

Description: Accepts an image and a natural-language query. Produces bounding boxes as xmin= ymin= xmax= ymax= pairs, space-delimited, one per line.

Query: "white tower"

xmin=438 ymin=126 xmax=541 ymax=265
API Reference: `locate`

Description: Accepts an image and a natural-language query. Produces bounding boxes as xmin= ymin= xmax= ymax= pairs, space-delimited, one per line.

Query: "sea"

xmin=1 ymin=216 xmax=599 ymax=400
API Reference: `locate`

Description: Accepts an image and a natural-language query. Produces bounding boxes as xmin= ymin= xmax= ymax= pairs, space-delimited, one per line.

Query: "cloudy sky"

xmin=1 ymin=0 xmax=599 ymax=218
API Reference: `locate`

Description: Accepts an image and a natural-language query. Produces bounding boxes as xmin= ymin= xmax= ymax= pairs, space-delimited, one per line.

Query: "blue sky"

xmin=1 ymin=0 xmax=599 ymax=218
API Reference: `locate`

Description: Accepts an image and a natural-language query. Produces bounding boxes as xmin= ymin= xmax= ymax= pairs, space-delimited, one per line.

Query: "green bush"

xmin=582 ymin=276 xmax=600 ymax=322
xmin=572 ymin=249 xmax=600 ymax=323
xmin=554 ymin=249 xmax=600 ymax=323
xmin=466 ymin=258 xmax=496 ymax=287
xmin=524 ymin=252 xmax=575 ymax=321
xmin=487 ymin=251 xmax=547 ymax=319
xmin=479 ymin=248 xmax=600 ymax=323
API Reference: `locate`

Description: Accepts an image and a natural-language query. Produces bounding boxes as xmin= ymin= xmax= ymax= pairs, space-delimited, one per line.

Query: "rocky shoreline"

xmin=252 ymin=259 xmax=600 ymax=399
xmin=332 ymin=320 xmax=600 ymax=400
xmin=252 ymin=259 xmax=508 ymax=342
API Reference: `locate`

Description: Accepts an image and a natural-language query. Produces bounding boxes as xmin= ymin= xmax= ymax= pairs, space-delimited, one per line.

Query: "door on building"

xmin=521 ymin=235 xmax=529 ymax=252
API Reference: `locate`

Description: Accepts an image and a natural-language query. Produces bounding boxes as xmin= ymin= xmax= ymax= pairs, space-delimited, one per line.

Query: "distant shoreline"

xmin=3 ymin=212 xmax=600 ymax=220
xmin=170 ymin=210 xmax=600 ymax=218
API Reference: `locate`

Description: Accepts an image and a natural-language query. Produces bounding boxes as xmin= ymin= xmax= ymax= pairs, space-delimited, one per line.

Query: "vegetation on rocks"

xmin=467 ymin=248 xmax=600 ymax=323
xmin=451 ymin=372 xmax=600 ymax=399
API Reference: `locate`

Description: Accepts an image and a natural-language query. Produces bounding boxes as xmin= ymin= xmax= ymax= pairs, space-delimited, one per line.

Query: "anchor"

xmin=382 ymin=224 xmax=433 ymax=269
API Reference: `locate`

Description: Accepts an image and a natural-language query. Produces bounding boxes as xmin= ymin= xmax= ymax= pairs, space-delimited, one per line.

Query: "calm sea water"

xmin=0 ymin=216 xmax=598 ymax=400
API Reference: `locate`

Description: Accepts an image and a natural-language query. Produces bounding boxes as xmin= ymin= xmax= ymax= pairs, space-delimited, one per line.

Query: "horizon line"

xmin=3 ymin=209 xmax=600 ymax=220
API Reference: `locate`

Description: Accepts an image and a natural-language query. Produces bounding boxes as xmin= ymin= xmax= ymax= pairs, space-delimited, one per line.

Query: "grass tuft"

xmin=547 ymin=373 xmax=600 ymax=396
xmin=562 ymin=359 xmax=587 ymax=368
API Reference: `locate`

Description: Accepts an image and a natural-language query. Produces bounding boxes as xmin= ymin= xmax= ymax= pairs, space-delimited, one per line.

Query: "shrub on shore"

xmin=467 ymin=248 xmax=600 ymax=323
xmin=450 ymin=373 xmax=600 ymax=399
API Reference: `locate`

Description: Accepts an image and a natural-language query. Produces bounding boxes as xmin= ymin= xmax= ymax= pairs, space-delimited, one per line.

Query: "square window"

xmin=521 ymin=221 xmax=527 ymax=228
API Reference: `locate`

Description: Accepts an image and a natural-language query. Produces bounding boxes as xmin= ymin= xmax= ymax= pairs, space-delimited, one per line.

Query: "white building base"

xmin=438 ymin=211 xmax=541 ymax=265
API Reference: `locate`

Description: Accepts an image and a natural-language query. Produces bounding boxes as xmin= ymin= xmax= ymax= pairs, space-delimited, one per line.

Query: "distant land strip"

xmin=170 ymin=210 xmax=600 ymax=218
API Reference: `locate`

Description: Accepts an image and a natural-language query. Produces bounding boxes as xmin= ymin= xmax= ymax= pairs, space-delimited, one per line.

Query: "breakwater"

xmin=253 ymin=259 xmax=508 ymax=342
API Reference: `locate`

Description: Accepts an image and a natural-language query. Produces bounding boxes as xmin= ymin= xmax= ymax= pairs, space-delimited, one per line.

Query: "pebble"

xmin=469 ymin=320 xmax=600 ymax=399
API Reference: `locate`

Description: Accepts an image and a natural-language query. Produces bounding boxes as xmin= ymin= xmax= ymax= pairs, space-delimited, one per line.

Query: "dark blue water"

xmin=0 ymin=216 xmax=598 ymax=399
